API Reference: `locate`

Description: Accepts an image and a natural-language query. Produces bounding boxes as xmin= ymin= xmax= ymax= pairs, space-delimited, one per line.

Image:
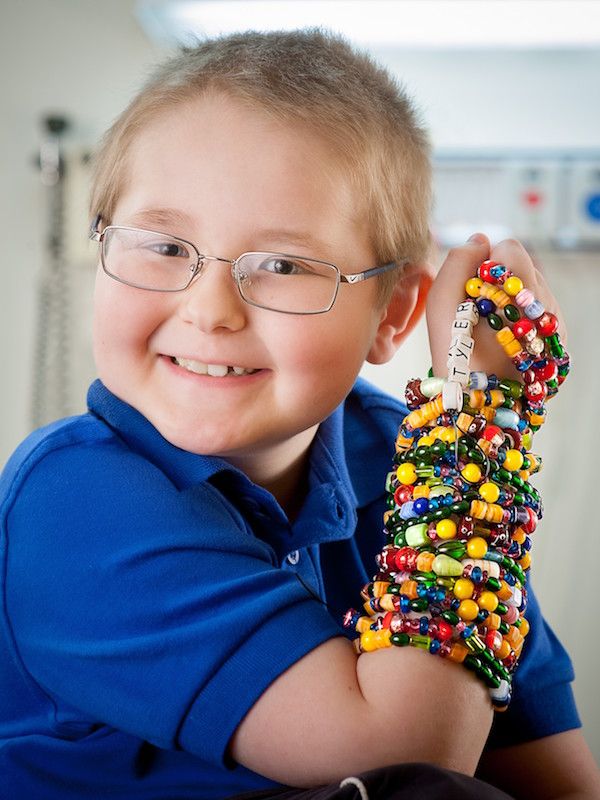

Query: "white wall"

xmin=2 ymin=0 xmax=599 ymax=764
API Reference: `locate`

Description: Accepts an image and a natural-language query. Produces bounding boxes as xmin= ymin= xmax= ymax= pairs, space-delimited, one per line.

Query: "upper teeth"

xmin=173 ymin=357 xmax=257 ymax=377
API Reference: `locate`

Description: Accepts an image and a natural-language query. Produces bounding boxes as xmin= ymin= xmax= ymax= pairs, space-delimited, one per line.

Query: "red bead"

xmin=524 ymin=380 xmax=548 ymax=402
xmin=523 ymin=507 xmax=538 ymax=534
xmin=395 ymin=547 xmax=418 ymax=571
xmin=394 ymin=485 xmax=413 ymax=506
xmin=533 ymin=360 xmax=558 ymax=382
xmin=512 ymin=318 xmax=535 ymax=339
xmin=535 ymin=311 xmax=558 ymax=337
xmin=478 ymin=260 xmax=495 ymax=282
xmin=482 ymin=424 xmax=503 ymax=442
xmin=437 ymin=620 xmax=454 ymax=640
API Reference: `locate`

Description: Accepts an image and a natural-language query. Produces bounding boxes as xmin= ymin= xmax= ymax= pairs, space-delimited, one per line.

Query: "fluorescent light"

xmin=136 ymin=0 xmax=600 ymax=49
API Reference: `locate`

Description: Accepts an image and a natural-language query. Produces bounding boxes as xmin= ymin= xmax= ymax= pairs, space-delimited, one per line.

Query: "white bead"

xmin=455 ymin=301 xmax=480 ymax=324
xmin=420 ymin=377 xmax=445 ymax=398
xmin=442 ymin=380 xmax=463 ymax=410
xmin=451 ymin=318 xmax=474 ymax=337
xmin=526 ymin=336 xmax=545 ymax=355
xmin=462 ymin=558 xmax=501 ymax=579
xmin=448 ymin=334 xmax=475 ymax=362
xmin=469 ymin=371 xmax=488 ymax=390
xmin=490 ymin=679 xmax=510 ymax=704
xmin=447 ymin=363 xmax=470 ymax=385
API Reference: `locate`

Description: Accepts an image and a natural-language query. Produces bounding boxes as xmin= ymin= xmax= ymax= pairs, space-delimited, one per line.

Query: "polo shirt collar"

xmin=86 ymin=380 xmax=358 ymax=547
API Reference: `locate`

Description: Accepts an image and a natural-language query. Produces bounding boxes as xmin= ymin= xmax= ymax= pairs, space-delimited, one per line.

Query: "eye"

xmin=258 ymin=257 xmax=312 ymax=275
xmin=147 ymin=240 xmax=190 ymax=258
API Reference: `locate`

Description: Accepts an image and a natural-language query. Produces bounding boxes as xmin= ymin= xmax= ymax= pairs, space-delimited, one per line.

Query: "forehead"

xmin=114 ymin=92 xmax=372 ymax=261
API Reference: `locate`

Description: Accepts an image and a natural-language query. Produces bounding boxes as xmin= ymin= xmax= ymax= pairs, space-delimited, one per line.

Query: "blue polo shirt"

xmin=0 ymin=378 xmax=580 ymax=799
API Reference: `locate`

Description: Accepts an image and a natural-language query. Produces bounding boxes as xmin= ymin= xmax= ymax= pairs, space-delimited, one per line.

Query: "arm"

xmin=230 ymin=635 xmax=493 ymax=787
xmin=477 ymin=729 xmax=600 ymax=800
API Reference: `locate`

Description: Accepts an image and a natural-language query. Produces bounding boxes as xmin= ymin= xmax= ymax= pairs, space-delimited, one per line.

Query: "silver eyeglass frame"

xmin=89 ymin=216 xmax=406 ymax=315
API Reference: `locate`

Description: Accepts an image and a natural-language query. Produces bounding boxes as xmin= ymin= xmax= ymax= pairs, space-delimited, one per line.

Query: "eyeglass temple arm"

xmin=89 ymin=214 xmax=102 ymax=241
xmin=340 ymin=260 xmax=407 ymax=284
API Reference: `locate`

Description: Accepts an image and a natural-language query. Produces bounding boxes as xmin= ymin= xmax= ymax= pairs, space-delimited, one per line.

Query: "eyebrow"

xmin=125 ymin=208 xmax=194 ymax=229
xmin=122 ymin=210 xmax=329 ymax=255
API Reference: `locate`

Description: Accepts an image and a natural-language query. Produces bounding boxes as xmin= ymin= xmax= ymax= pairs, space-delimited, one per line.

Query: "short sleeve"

xmin=486 ymin=581 xmax=581 ymax=749
xmin=4 ymin=439 xmax=342 ymax=769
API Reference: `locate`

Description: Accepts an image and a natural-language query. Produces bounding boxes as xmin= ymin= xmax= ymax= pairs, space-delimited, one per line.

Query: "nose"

xmin=178 ymin=257 xmax=247 ymax=333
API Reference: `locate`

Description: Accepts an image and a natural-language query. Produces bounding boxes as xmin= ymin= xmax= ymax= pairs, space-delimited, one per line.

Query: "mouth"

xmin=170 ymin=356 xmax=260 ymax=377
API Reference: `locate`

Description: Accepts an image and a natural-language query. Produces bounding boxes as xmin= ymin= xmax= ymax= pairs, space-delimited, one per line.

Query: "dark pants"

xmin=225 ymin=763 xmax=515 ymax=800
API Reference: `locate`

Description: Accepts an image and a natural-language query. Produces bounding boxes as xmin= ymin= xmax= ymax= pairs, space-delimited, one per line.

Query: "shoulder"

xmin=346 ymin=377 xmax=407 ymax=438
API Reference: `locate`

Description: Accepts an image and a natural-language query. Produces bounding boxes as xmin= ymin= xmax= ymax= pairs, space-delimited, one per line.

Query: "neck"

xmin=227 ymin=425 xmax=318 ymax=520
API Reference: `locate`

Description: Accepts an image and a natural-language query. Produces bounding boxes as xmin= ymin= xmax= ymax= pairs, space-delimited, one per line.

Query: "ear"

xmin=366 ymin=262 xmax=434 ymax=365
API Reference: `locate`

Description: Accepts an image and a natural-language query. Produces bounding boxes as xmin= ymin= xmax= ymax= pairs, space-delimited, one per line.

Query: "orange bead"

xmin=447 ymin=642 xmax=469 ymax=663
xmin=519 ymin=552 xmax=532 ymax=571
xmin=518 ymin=617 xmax=530 ymax=637
xmin=497 ymin=639 xmax=512 ymax=660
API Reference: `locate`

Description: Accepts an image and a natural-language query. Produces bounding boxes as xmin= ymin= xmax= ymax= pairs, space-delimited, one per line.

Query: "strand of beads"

xmin=343 ymin=259 xmax=569 ymax=711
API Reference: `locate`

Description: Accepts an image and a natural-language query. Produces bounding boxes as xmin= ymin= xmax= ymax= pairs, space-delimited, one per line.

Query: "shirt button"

xmin=286 ymin=550 xmax=300 ymax=566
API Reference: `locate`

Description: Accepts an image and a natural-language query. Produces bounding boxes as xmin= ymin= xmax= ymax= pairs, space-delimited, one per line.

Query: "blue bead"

xmin=461 ymin=625 xmax=475 ymax=638
xmin=433 ymin=465 xmax=441 ymax=477
xmin=471 ymin=566 xmax=483 ymax=583
xmin=488 ymin=374 xmax=499 ymax=388
xmin=400 ymin=501 xmax=416 ymax=520
xmin=476 ymin=298 xmax=495 ymax=317
xmin=524 ymin=300 xmax=544 ymax=320
xmin=451 ymin=598 xmax=460 ymax=611
xmin=400 ymin=596 xmax=410 ymax=612
xmin=420 ymin=616 xmax=429 ymax=634
xmin=429 ymin=497 xmax=440 ymax=510
xmin=505 ymin=572 xmax=516 ymax=586
xmin=442 ymin=494 xmax=454 ymax=506
xmin=429 ymin=639 xmax=441 ymax=654
xmin=413 ymin=497 xmax=429 ymax=514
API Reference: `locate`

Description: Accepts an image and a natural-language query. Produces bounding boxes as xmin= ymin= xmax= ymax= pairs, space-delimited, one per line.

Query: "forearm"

xmin=231 ymin=636 xmax=493 ymax=787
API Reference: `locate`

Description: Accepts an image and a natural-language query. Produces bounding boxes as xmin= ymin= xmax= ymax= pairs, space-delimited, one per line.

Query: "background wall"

xmin=2 ymin=0 xmax=599 ymax=760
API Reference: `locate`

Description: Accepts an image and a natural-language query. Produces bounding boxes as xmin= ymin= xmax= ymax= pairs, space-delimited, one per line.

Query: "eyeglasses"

xmin=89 ymin=220 xmax=404 ymax=315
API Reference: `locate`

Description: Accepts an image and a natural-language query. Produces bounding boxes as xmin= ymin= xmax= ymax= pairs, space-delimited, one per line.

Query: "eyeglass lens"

xmin=102 ymin=228 xmax=339 ymax=313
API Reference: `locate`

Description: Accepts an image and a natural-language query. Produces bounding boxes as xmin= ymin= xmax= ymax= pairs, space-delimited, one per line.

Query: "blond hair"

xmin=90 ymin=28 xmax=432 ymax=301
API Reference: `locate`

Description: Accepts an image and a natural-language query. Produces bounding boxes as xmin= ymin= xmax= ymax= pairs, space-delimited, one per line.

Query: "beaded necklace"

xmin=344 ymin=259 xmax=570 ymax=711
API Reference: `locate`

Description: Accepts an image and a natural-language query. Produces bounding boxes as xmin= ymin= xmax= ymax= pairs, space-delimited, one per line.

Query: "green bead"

xmin=499 ymin=379 xmax=523 ymax=399
xmin=442 ymin=610 xmax=459 ymax=625
xmin=391 ymin=632 xmax=410 ymax=646
xmin=464 ymin=654 xmax=481 ymax=671
xmin=430 ymin=441 xmax=447 ymax=456
xmin=514 ymin=492 xmax=525 ymax=505
xmin=503 ymin=304 xmax=520 ymax=322
xmin=450 ymin=500 xmax=470 ymax=515
xmin=465 ymin=635 xmax=486 ymax=654
xmin=499 ymin=621 xmax=510 ymax=635
xmin=405 ymin=523 xmax=429 ymax=547
xmin=410 ymin=598 xmax=429 ymax=612
xmin=409 ymin=634 xmax=431 ymax=649
xmin=386 ymin=495 xmax=395 ymax=510
xmin=393 ymin=532 xmax=406 ymax=547
xmin=432 ymin=554 xmax=463 ymax=577
xmin=436 ymin=540 xmax=467 ymax=559
xmin=487 ymin=313 xmax=503 ymax=331
xmin=486 ymin=577 xmax=501 ymax=591
xmin=467 ymin=448 xmax=484 ymax=463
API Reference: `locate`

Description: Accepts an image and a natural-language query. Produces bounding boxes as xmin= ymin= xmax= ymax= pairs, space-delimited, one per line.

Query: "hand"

xmin=426 ymin=235 xmax=567 ymax=380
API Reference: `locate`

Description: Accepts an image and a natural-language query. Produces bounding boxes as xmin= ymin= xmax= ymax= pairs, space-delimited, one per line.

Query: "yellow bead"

xmin=477 ymin=591 xmax=499 ymax=612
xmin=465 ymin=277 xmax=483 ymax=297
xmin=503 ymin=448 xmax=524 ymax=471
xmin=413 ymin=484 xmax=430 ymax=499
xmin=479 ymin=481 xmax=500 ymax=503
xmin=458 ymin=599 xmax=479 ymax=621
xmin=396 ymin=463 xmax=417 ymax=485
xmin=461 ymin=463 xmax=482 ymax=483
xmin=519 ymin=617 xmax=530 ymax=637
xmin=519 ymin=470 xmax=530 ymax=482
xmin=439 ymin=427 xmax=457 ymax=443
xmin=417 ymin=435 xmax=435 ymax=447
xmin=519 ymin=552 xmax=531 ymax=571
xmin=360 ymin=630 xmax=377 ymax=651
xmin=467 ymin=536 xmax=488 ymax=559
xmin=497 ymin=638 xmax=512 ymax=660
xmin=504 ymin=276 xmax=524 ymax=296
xmin=453 ymin=578 xmax=474 ymax=600
xmin=436 ymin=519 xmax=457 ymax=540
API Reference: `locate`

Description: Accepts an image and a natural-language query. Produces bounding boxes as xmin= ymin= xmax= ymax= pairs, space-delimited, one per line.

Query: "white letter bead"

xmin=447 ymin=362 xmax=470 ymax=385
xmin=442 ymin=381 xmax=465 ymax=411
xmin=447 ymin=335 xmax=475 ymax=362
xmin=451 ymin=318 xmax=474 ymax=337
xmin=455 ymin=301 xmax=480 ymax=324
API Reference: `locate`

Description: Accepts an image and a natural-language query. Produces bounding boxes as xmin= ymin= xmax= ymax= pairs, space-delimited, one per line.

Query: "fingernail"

xmin=467 ymin=233 xmax=486 ymax=244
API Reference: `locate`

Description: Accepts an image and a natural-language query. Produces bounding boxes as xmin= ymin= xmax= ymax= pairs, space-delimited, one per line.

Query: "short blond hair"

xmin=90 ymin=28 xmax=432 ymax=302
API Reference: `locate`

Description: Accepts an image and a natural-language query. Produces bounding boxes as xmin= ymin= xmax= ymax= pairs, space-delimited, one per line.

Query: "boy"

xmin=0 ymin=29 xmax=597 ymax=799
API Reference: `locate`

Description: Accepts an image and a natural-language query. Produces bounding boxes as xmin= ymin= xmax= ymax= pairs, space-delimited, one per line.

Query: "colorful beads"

xmin=345 ymin=259 xmax=569 ymax=713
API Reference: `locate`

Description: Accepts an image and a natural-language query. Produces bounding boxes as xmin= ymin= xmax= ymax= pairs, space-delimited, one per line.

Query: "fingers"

xmin=426 ymin=233 xmax=491 ymax=376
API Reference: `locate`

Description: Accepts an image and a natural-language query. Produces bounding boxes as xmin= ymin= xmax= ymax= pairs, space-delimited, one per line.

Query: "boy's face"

xmin=93 ymin=92 xmax=396 ymax=477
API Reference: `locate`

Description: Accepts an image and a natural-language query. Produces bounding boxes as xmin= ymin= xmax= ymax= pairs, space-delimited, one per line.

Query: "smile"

xmin=171 ymin=357 xmax=259 ymax=377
